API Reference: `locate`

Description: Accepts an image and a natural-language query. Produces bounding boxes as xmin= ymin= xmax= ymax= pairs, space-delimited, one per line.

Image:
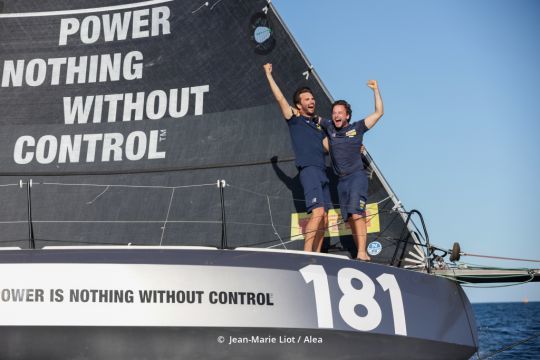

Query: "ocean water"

xmin=471 ymin=302 xmax=540 ymax=359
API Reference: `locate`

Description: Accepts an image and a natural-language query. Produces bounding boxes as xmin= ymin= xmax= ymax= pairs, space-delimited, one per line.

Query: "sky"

xmin=272 ymin=0 xmax=540 ymax=303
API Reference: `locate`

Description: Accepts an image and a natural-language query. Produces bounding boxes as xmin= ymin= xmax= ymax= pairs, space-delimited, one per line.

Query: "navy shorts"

xmin=337 ymin=170 xmax=368 ymax=222
xmin=298 ymin=166 xmax=331 ymax=213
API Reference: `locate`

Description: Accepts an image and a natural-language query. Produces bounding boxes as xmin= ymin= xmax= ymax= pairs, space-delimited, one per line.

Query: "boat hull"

xmin=0 ymin=247 xmax=478 ymax=359
xmin=0 ymin=326 xmax=475 ymax=360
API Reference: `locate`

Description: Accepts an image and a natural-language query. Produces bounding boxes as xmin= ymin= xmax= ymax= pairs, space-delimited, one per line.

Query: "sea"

xmin=471 ymin=302 xmax=539 ymax=359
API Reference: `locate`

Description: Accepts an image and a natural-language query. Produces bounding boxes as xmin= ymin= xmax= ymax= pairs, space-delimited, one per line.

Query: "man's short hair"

xmin=332 ymin=100 xmax=352 ymax=119
xmin=293 ymin=87 xmax=313 ymax=106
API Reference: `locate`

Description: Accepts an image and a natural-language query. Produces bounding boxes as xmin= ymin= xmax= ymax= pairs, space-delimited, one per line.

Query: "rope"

xmin=159 ymin=188 xmax=175 ymax=246
xmin=478 ymin=332 xmax=540 ymax=359
xmin=266 ymin=195 xmax=287 ymax=249
xmin=227 ymin=183 xmax=394 ymax=210
xmin=0 ymin=183 xmax=20 ymax=188
xmin=462 ymin=252 xmax=540 ymax=263
xmin=40 ymin=182 xmax=217 ymax=189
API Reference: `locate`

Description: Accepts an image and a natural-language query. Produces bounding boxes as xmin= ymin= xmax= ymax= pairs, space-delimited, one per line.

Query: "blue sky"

xmin=272 ymin=0 xmax=540 ymax=303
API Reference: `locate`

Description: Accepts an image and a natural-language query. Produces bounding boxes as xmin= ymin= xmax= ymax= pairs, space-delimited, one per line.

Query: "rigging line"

xmin=0 ymin=183 xmax=20 ymax=187
xmin=462 ymin=252 xmax=540 ymax=263
xmin=372 ymin=211 xmax=401 ymax=241
xmin=227 ymin=183 xmax=394 ymax=209
xmin=478 ymin=332 xmax=540 ymax=360
xmin=454 ymin=271 xmax=538 ymax=278
xmin=2 ymin=220 xmax=222 ymax=224
xmin=451 ymin=261 xmax=531 ymax=270
xmin=266 ymin=195 xmax=287 ymax=249
xmin=210 ymin=0 xmax=225 ymax=11
xmin=0 ymin=219 xmax=332 ymax=228
xmin=452 ymin=263 xmax=532 ymax=271
xmin=376 ymin=195 xmax=393 ymax=205
xmin=227 ymin=184 xmax=315 ymax=205
xmin=160 ymin=188 xmax=175 ymax=246
xmin=191 ymin=1 xmax=209 ymax=13
xmin=40 ymin=182 xmax=217 ymax=189
xmin=86 ymin=185 xmax=110 ymax=204
xmin=267 ymin=237 xmax=300 ymax=249
xmin=264 ymin=210 xmax=384 ymax=246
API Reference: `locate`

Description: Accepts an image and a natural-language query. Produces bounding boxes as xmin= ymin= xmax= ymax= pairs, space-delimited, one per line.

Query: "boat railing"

xmin=0 ymin=178 xmax=423 ymax=267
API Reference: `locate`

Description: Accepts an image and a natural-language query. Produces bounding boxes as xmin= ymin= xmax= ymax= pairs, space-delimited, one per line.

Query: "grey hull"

xmin=0 ymin=326 xmax=475 ymax=360
xmin=0 ymin=248 xmax=478 ymax=359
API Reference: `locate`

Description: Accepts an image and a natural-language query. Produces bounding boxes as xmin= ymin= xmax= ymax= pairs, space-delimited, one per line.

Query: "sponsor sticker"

xmin=367 ymin=241 xmax=383 ymax=256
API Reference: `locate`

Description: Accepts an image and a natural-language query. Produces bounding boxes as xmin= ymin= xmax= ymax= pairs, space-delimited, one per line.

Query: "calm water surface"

xmin=471 ymin=302 xmax=539 ymax=359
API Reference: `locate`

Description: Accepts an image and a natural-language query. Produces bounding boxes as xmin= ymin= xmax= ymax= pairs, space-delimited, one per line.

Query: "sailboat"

xmin=0 ymin=1 xmax=536 ymax=358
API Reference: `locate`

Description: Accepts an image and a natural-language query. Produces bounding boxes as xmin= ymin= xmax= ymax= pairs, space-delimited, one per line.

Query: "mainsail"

xmin=0 ymin=0 xmax=421 ymax=266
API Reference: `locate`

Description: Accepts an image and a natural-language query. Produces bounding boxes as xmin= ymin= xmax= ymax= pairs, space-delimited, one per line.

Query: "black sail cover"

xmin=0 ymin=0 xmax=420 ymax=266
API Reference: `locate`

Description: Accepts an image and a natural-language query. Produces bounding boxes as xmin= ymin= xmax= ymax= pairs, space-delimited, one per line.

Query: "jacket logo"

xmin=346 ymin=129 xmax=357 ymax=137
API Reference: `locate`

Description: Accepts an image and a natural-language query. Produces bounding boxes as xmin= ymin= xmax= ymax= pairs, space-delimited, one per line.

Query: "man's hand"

xmin=364 ymin=80 xmax=383 ymax=129
xmin=263 ymin=63 xmax=293 ymax=120
xmin=264 ymin=63 xmax=272 ymax=75
xmin=367 ymin=80 xmax=378 ymax=90
xmin=322 ymin=137 xmax=329 ymax=153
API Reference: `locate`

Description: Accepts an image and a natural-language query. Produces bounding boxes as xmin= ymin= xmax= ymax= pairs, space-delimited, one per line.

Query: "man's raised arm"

xmin=263 ymin=63 xmax=295 ymax=120
xmin=364 ymin=80 xmax=384 ymax=129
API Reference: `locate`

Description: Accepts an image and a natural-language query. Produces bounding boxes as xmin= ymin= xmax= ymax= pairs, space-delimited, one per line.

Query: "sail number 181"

xmin=299 ymin=265 xmax=407 ymax=335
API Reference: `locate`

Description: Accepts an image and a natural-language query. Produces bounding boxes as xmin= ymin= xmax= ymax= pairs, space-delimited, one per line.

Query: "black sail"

xmin=0 ymin=0 xmax=421 ymax=267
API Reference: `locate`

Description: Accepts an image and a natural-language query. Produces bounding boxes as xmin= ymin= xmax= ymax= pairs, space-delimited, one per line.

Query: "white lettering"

xmin=125 ymin=131 xmax=147 ymax=161
xmin=1 ymin=60 xmax=24 ymax=87
xmin=83 ymin=134 xmax=103 ymax=162
xmin=58 ymin=18 xmax=80 ymax=46
xmin=12 ymin=131 xmax=166 ymax=164
xmin=63 ymin=96 xmax=94 ymax=125
xmin=102 ymin=133 xmax=124 ymax=161
xmin=191 ymin=85 xmax=210 ymax=115
xmin=13 ymin=136 xmax=35 ymax=164
xmin=132 ymin=9 xmax=150 ymax=39
xmin=35 ymin=135 xmax=58 ymax=164
xmin=123 ymin=92 xmax=145 ymax=121
xmin=102 ymin=12 xmax=131 ymax=42
xmin=25 ymin=59 xmax=47 ymax=87
xmin=58 ymin=6 xmax=171 ymax=46
xmin=63 ymin=86 xmax=209 ymax=124
xmin=58 ymin=135 xmax=82 ymax=163
xmin=47 ymin=57 xmax=67 ymax=85
xmin=80 ymin=15 xmax=101 ymax=44
xmin=104 ymin=93 xmax=123 ymax=122
xmin=146 ymin=90 xmax=167 ymax=120
xmin=148 ymin=130 xmax=166 ymax=159
xmin=1 ymin=51 xmax=144 ymax=88
xmin=66 ymin=56 xmax=88 ymax=84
